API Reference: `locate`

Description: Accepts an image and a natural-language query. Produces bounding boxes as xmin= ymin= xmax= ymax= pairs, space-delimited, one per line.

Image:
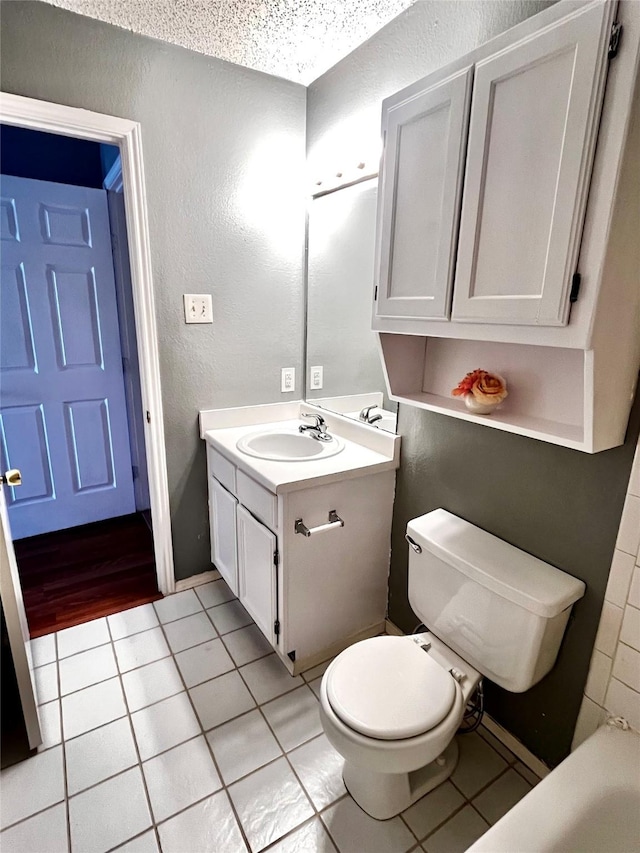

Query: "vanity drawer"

xmin=207 ymin=445 xmax=237 ymax=494
xmin=236 ymin=469 xmax=277 ymax=530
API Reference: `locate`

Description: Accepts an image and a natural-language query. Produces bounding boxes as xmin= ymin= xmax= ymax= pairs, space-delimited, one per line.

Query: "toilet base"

xmin=342 ymin=738 xmax=459 ymax=820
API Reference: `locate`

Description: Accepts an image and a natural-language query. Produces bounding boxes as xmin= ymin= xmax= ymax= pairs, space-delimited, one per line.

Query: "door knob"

xmin=0 ymin=469 xmax=22 ymax=487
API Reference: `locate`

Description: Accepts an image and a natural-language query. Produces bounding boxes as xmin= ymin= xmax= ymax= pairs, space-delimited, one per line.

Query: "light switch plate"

xmin=184 ymin=294 xmax=213 ymax=324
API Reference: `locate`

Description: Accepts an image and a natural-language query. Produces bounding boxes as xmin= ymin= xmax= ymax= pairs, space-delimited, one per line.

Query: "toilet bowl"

xmin=319 ymin=632 xmax=480 ymax=819
xmin=319 ymin=509 xmax=586 ymax=820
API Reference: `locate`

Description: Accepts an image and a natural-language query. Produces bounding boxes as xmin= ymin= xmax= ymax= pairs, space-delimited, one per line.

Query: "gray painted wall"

xmin=307 ymin=0 xmax=640 ymax=766
xmin=1 ymin=1 xmax=307 ymax=580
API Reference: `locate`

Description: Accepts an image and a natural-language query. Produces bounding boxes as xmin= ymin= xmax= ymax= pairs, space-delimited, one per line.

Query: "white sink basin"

xmin=236 ymin=429 xmax=344 ymax=462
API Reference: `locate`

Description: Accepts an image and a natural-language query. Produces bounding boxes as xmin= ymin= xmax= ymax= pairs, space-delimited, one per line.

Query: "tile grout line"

xmin=252 ymin=681 xmax=347 ymax=852
xmin=55 ymin=632 xmax=73 ymax=853
xmin=398 ymin=810 xmax=421 ymax=847
xmin=152 ymin=601 xmax=256 ymax=853
xmin=104 ymin=616 xmax=161 ymax=852
xmin=417 ymin=800 xmax=470 ymax=847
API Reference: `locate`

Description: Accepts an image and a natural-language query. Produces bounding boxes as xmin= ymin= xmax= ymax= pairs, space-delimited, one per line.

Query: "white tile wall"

xmin=573 ymin=440 xmax=640 ymax=748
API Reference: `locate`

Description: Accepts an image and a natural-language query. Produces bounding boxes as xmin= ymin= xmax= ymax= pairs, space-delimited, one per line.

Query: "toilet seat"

xmin=325 ymin=636 xmax=457 ymax=740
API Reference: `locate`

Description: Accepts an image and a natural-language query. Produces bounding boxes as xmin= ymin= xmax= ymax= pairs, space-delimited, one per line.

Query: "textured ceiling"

xmin=44 ymin=0 xmax=416 ymax=84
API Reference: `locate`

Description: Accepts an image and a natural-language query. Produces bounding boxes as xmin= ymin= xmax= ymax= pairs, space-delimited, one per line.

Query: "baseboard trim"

xmin=384 ymin=618 xmax=550 ymax=778
xmin=385 ymin=618 xmax=405 ymax=636
xmin=174 ymin=569 xmax=221 ymax=592
xmin=482 ymin=715 xmax=550 ymax=778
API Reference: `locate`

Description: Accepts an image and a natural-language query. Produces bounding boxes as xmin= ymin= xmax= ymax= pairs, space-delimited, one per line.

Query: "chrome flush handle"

xmin=405 ymin=534 xmax=422 ymax=554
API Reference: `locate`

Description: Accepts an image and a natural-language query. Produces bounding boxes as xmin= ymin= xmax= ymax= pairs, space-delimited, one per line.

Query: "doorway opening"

xmin=0 ymin=97 xmax=174 ymax=636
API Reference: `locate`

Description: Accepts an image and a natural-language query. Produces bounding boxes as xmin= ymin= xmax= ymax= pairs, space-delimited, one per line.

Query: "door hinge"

xmin=569 ymin=272 xmax=581 ymax=304
xmin=274 ymin=619 xmax=280 ymax=637
xmin=132 ymin=465 xmax=139 ymax=480
xmin=273 ymin=549 xmax=279 ymax=567
xmin=609 ymin=22 xmax=622 ymax=59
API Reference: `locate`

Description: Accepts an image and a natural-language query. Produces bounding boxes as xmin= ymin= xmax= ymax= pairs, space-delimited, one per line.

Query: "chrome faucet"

xmin=299 ymin=412 xmax=333 ymax=442
xmin=359 ymin=405 xmax=382 ymax=425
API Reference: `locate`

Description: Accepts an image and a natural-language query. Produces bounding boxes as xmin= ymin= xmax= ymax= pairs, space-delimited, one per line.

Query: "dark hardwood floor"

xmin=15 ymin=513 xmax=161 ymax=639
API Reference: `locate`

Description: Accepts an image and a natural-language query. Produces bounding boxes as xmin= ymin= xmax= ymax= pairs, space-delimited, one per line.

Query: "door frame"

xmin=1 ymin=92 xmax=175 ymax=595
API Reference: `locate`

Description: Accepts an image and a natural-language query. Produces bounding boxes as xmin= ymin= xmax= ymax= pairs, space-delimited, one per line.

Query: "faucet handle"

xmin=301 ymin=412 xmax=325 ymax=428
xmin=359 ymin=406 xmax=376 ymax=422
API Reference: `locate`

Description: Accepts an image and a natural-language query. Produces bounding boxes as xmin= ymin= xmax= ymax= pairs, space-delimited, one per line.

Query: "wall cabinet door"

xmin=209 ymin=477 xmax=239 ymax=595
xmin=452 ymin=0 xmax=615 ymax=326
xmin=375 ymin=66 xmax=473 ymax=321
xmin=236 ymin=505 xmax=277 ymax=645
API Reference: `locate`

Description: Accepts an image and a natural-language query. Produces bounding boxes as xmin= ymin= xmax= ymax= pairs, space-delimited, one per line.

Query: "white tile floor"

xmin=2 ymin=582 xmax=541 ymax=853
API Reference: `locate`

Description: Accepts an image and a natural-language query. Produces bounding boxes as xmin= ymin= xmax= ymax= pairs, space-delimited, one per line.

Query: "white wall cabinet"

xmin=373 ymin=0 xmax=640 ymax=452
xmin=452 ymin=1 xmax=613 ymax=326
xmin=376 ymin=66 xmax=472 ymax=320
xmin=375 ymin=0 xmax=614 ymax=332
xmin=206 ymin=444 xmax=396 ymax=673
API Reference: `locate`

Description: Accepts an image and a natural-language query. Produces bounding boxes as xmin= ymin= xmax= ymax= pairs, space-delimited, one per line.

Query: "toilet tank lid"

xmin=407 ymin=509 xmax=586 ymax=618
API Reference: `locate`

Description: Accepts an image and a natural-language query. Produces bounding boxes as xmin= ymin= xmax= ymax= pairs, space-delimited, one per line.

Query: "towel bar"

xmin=294 ymin=510 xmax=344 ymax=537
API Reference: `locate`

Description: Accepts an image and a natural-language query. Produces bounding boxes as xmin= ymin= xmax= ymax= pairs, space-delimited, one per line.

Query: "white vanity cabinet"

xmin=372 ymin=0 xmax=640 ymax=453
xmin=375 ymin=0 xmax=614 ymax=332
xmin=236 ymin=504 xmax=277 ymax=646
xmin=208 ymin=476 xmax=239 ymax=595
xmin=205 ymin=440 xmax=396 ymax=673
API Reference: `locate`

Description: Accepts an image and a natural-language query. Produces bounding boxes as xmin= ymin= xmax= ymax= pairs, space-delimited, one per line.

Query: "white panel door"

xmin=375 ymin=66 xmax=473 ymax=321
xmin=452 ymin=0 xmax=616 ymax=326
xmin=209 ymin=477 xmax=238 ymax=595
xmin=236 ymin=505 xmax=276 ymax=646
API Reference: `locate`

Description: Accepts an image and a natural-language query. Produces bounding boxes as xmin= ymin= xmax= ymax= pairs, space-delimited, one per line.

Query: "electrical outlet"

xmin=281 ymin=367 xmax=295 ymax=393
xmin=310 ymin=365 xmax=323 ymax=390
xmin=184 ymin=294 xmax=213 ymax=324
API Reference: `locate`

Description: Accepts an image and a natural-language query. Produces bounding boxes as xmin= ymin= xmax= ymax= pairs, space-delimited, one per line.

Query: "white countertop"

xmin=204 ymin=416 xmax=399 ymax=494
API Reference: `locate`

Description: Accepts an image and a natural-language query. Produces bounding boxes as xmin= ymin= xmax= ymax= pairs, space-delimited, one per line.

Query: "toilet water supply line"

xmin=412 ymin=622 xmax=485 ymax=734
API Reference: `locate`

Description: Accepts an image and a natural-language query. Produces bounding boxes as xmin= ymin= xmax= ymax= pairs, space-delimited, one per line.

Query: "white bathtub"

xmin=467 ymin=724 xmax=640 ymax=853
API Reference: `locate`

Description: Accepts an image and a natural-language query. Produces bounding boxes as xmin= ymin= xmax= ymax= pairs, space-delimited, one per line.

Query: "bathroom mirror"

xmin=305 ymin=178 xmax=397 ymax=432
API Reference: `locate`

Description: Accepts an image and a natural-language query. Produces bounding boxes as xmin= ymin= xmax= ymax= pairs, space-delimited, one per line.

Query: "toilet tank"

xmin=407 ymin=510 xmax=586 ymax=693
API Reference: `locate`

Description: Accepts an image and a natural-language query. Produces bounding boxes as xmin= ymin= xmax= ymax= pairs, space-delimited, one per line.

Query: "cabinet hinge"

xmin=274 ymin=620 xmax=280 ymax=637
xmin=273 ymin=549 xmax=279 ymax=567
xmin=609 ymin=22 xmax=622 ymax=59
xmin=569 ymin=273 xmax=581 ymax=304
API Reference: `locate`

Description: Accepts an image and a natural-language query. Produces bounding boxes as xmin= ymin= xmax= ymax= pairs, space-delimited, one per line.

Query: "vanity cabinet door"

xmin=209 ymin=477 xmax=239 ymax=595
xmin=375 ymin=66 xmax=473 ymax=321
xmin=236 ymin=505 xmax=277 ymax=646
xmin=451 ymin=0 xmax=614 ymax=327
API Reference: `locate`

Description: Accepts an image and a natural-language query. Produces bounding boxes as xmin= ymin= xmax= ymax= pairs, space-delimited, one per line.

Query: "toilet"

xmin=319 ymin=509 xmax=586 ymax=820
